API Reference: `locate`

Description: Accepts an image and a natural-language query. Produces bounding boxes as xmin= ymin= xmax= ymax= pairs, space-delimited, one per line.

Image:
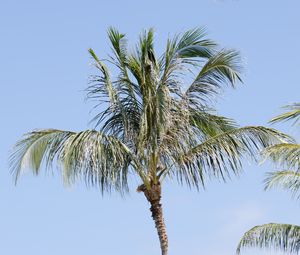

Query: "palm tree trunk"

xmin=149 ymin=197 xmax=168 ymax=255
xmin=137 ymin=183 xmax=169 ymax=255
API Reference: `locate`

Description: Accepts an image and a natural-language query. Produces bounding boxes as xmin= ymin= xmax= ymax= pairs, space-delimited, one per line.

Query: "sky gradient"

xmin=1 ymin=1 xmax=299 ymax=255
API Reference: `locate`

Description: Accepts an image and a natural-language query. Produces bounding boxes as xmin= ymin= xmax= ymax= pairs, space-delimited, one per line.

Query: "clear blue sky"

xmin=1 ymin=1 xmax=299 ymax=255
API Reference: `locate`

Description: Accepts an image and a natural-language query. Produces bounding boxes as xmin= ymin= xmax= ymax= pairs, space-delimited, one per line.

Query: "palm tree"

xmin=10 ymin=28 xmax=289 ymax=255
xmin=237 ymin=103 xmax=300 ymax=254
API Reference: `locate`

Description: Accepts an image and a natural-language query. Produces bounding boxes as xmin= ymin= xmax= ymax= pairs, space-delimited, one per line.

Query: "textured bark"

xmin=138 ymin=183 xmax=168 ymax=255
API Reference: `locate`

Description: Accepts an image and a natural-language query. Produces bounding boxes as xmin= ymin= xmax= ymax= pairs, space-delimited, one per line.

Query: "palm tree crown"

xmin=10 ymin=28 xmax=289 ymax=255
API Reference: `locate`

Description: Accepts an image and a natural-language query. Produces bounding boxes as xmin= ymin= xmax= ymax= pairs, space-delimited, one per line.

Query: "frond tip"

xmin=270 ymin=103 xmax=300 ymax=125
xmin=237 ymin=223 xmax=300 ymax=254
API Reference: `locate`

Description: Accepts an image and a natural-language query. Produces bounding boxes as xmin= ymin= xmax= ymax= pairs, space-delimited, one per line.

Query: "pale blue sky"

xmin=1 ymin=1 xmax=299 ymax=255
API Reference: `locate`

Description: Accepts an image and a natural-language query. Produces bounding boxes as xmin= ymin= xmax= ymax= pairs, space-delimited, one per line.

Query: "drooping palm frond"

xmin=237 ymin=223 xmax=300 ymax=254
xmin=264 ymin=170 xmax=300 ymax=199
xmin=263 ymin=143 xmax=300 ymax=170
xmin=9 ymin=129 xmax=144 ymax=193
xmin=270 ymin=103 xmax=300 ymax=125
xmin=184 ymin=49 xmax=242 ymax=107
xmin=162 ymin=126 xmax=290 ymax=188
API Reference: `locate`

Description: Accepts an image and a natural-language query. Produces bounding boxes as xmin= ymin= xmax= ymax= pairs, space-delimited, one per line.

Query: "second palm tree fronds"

xmin=237 ymin=103 xmax=300 ymax=255
xmin=10 ymin=28 xmax=289 ymax=255
xmin=237 ymin=223 xmax=300 ymax=254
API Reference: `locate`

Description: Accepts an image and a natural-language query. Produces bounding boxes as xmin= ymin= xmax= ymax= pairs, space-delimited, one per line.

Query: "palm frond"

xmin=237 ymin=223 xmax=300 ymax=254
xmin=189 ymin=109 xmax=237 ymax=137
xmin=184 ymin=49 xmax=242 ymax=107
xmin=9 ymin=129 xmax=145 ymax=193
xmin=87 ymin=47 xmax=142 ymax=145
xmin=264 ymin=170 xmax=300 ymax=199
xmin=263 ymin=143 xmax=300 ymax=170
xmin=107 ymin=27 xmax=141 ymax=104
xmin=107 ymin=27 xmax=127 ymax=67
xmin=126 ymin=51 xmax=143 ymax=85
xmin=87 ymin=48 xmax=117 ymax=104
xmin=176 ymin=27 xmax=216 ymax=59
xmin=161 ymin=27 xmax=216 ymax=86
xmin=171 ymin=126 xmax=290 ymax=188
xmin=270 ymin=103 xmax=300 ymax=125
xmin=139 ymin=28 xmax=157 ymax=70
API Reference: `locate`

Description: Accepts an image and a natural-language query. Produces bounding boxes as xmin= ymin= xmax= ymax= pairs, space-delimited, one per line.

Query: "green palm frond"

xmin=175 ymin=27 xmax=216 ymax=59
xmin=264 ymin=170 xmax=300 ymax=199
xmin=161 ymin=28 xmax=216 ymax=87
xmin=162 ymin=126 xmax=290 ymax=188
xmin=139 ymin=28 xmax=158 ymax=75
xmin=263 ymin=143 xmax=300 ymax=170
xmin=270 ymin=103 xmax=300 ymax=125
xmin=164 ymin=27 xmax=216 ymax=62
xmin=189 ymin=109 xmax=237 ymax=137
xmin=87 ymin=48 xmax=117 ymax=105
xmin=237 ymin=223 xmax=300 ymax=254
xmin=107 ymin=27 xmax=140 ymax=103
xmin=10 ymin=129 xmax=144 ymax=193
xmin=184 ymin=49 xmax=242 ymax=107
xmin=107 ymin=27 xmax=127 ymax=67
xmin=87 ymin=46 xmax=142 ymax=144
